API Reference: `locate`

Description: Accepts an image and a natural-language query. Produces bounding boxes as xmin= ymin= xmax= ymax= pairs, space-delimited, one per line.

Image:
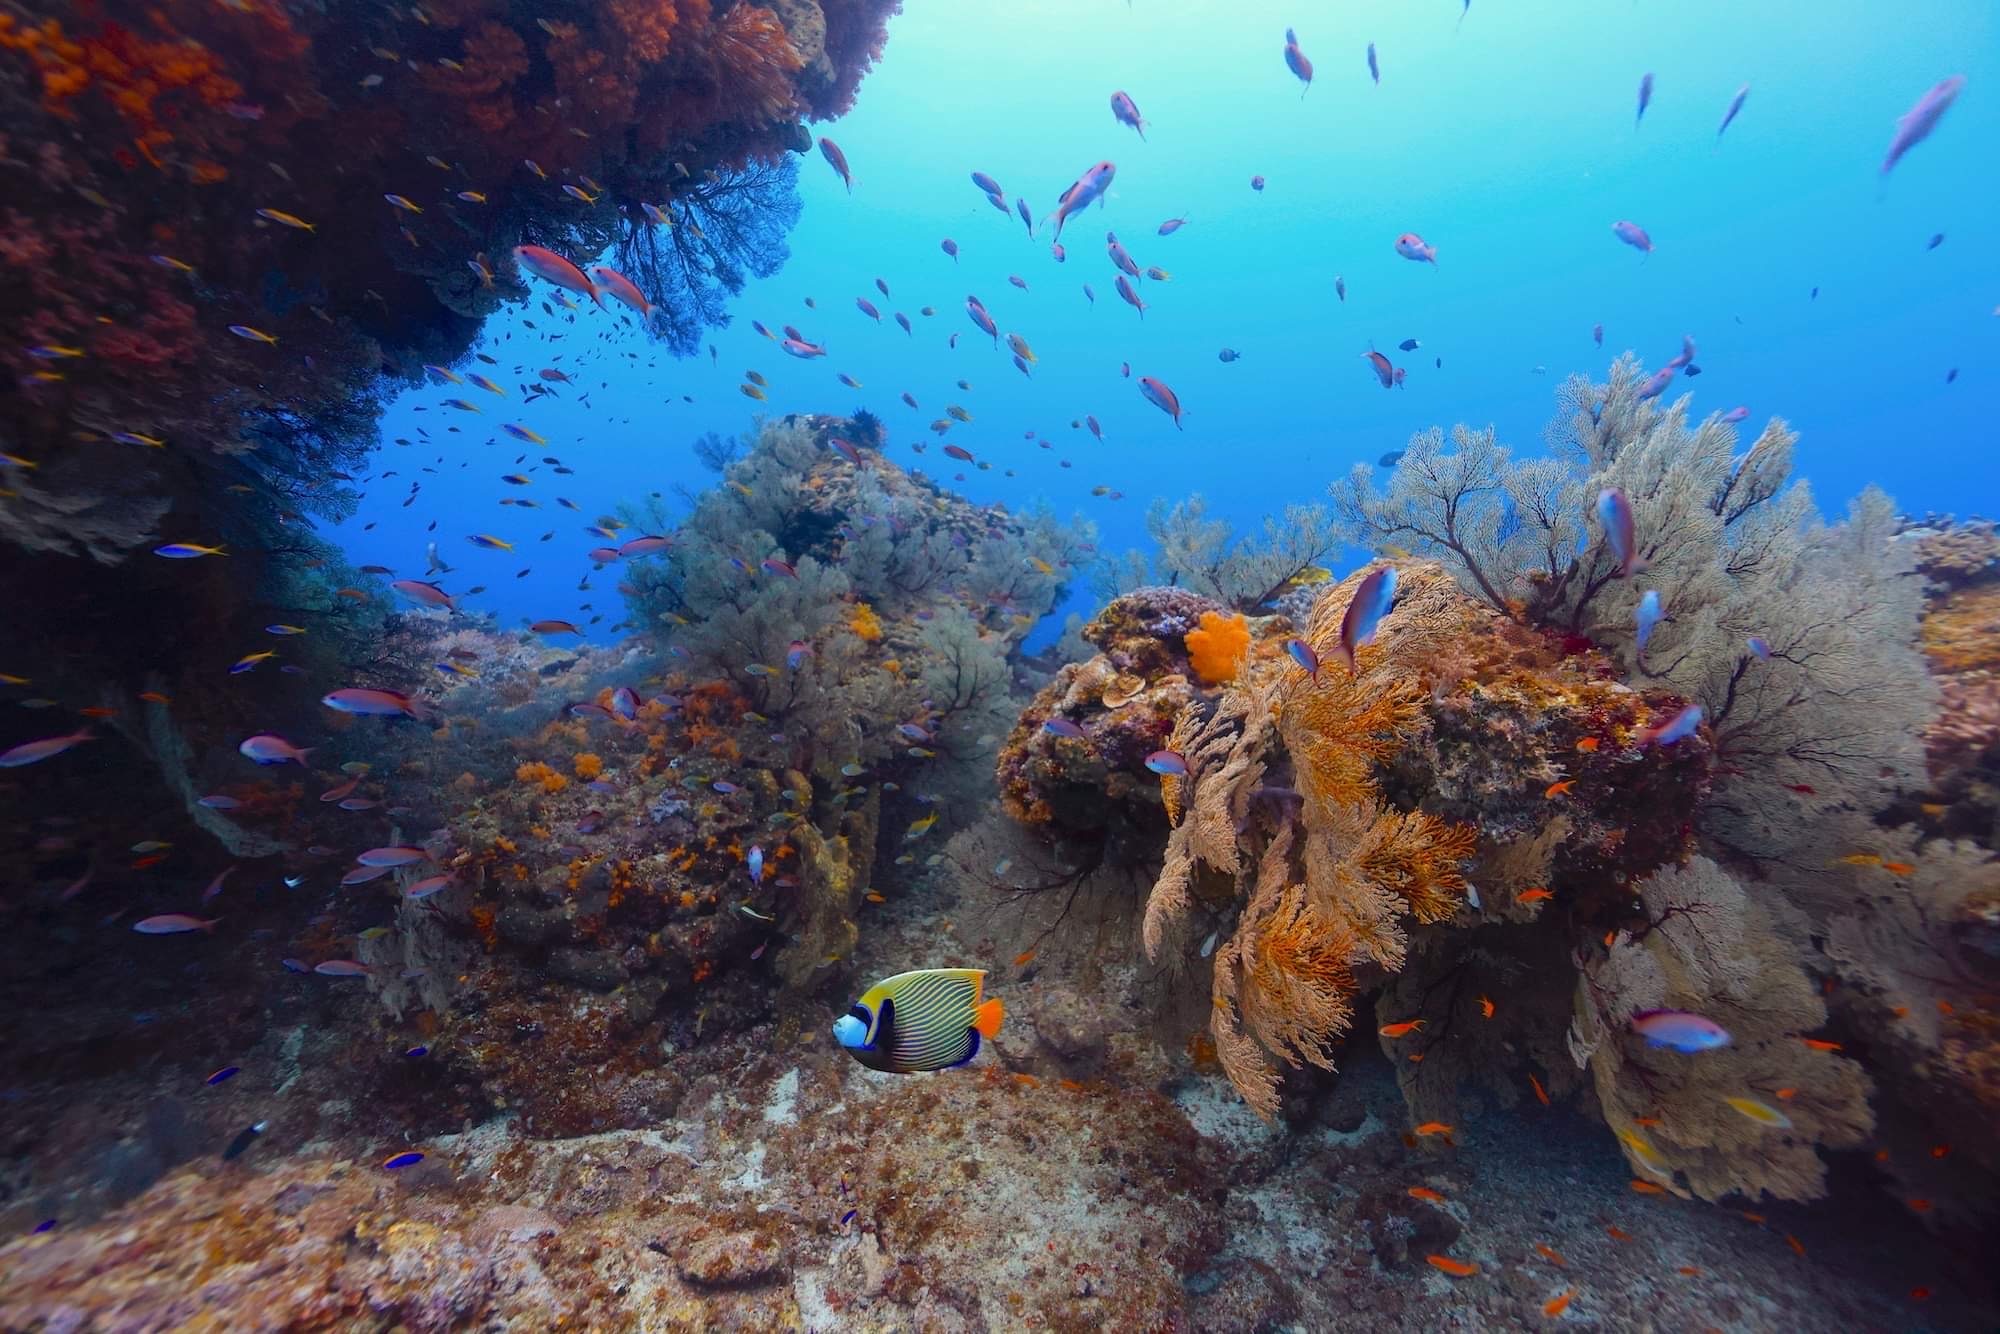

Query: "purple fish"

xmin=1110 ymin=90 xmax=1147 ymax=139
xmin=1285 ymin=638 xmax=1321 ymax=680
xmin=1721 ymin=406 xmax=1750 ymax=424
xmin=1636 ymin=367 xmax=1676 ymax=402
xmin=1747 ymin=636 xmax=1772 ymax=662
xmin=356 ymin=846 xmax=428 ymax=868
xmin=1597 ymin=488 xmax=1642 ymax=577
xmin=382 ymin=1151 xmax=425 ymax=1170
xmin=405 ymin=874 xmax=453 ymax=899
xmin=941 ymin=237 xmax=958 ymax=262
xmin=1144 ymin=749 xmax=1189 ymax=777
xmin=1882 ymin=75 xmax=1965 ymax=175
xmin=855 ymin=297 xmax=880 ymax=322
xmin=1611 ymin=220 xmax=1652 ymax=255
xmin=315 ymin=960 xmax=370 ymax=977
xmin=1635 ymin=71 xmax=1653 ymax=127
xmin=1283 ymin=27 xmax=1313 ymax=95
xmin=1041 ymin=718 xmax=1088 ymax=740
xmin=0 ymin=728 xmax=93 ymax=768
xmin=1048 ymin=160 xmax=1116 ymax=243
xmin=1717 ymin=83 xmax=1749 ymax=141
xmin=341 ymin=864 xmax=393 ymax=886
xmin=1630 ymin=1008 xmax=1730 ymax=1052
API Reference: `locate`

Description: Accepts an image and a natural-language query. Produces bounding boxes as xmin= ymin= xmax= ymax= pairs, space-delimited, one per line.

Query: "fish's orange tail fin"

xmin=972 ymin=996 xmax=1004 ymax=1040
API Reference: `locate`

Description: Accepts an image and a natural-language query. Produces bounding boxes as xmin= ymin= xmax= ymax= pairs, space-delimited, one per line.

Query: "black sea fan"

xmin=847 ymin=407 xmax=883 ymax=447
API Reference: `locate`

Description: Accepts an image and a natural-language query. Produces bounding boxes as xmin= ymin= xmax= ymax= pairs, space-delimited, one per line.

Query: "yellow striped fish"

xmin=833 ymin=968 xmax=1003 ymax=1073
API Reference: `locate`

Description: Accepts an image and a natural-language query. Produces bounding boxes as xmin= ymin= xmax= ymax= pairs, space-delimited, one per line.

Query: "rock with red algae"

xmin=674 ymin=1221 xmax=789 ymax=1288
xmin=998 ymin=652 xmax=1193 ymax=830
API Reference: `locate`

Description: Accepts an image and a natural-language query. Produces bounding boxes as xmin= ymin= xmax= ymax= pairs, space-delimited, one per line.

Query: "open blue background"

xmin=335 ymin=0 xmax=1999 ymax=640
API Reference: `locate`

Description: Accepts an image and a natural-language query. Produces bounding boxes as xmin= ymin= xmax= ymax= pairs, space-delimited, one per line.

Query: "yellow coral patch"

xmin=572 ymin=752 xmax=603 ymax=780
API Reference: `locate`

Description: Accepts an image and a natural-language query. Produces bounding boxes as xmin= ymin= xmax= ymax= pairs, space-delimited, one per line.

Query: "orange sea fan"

xmin=1185 ymin=610 xmax=1250 ymax=686
xmin=1279 ymin=661 xmax=1425 ymax=811
xmin=1354 ymin=808 xmax=1477 ymax=923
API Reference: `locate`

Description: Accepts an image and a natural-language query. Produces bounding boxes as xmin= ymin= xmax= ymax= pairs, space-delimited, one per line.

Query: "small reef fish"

xmin=0 ymin=729 xmax=93 ymax=767
xmin=1722 ymin=1094 xmax=1792 ymax=1129
xmin=1717 ymin=83 xmax=1750 ymax=141
xmin=383 ymin=1151 xmax=425 ymax=1170
xmin=391 ymin=579 xmax=456 ymax=610
xmin=1611 ymin=220 xmax=1653 ymax=255
xmin=1338 ymin=566 xmax=1397 ymax=669
xmin=1366 ymin=42 xmax=1380 ymax=86
xmin=134 ymin=914 xmax=220 ymax=934
xmin=513 ymin=245 xmax=601 ymax=307
xmin=1631 ymin=1009 xmax=1730 ymax=1052
xmin=238 ymin=733 xmax=312 ymax=765
xmin=1138 ymin=376 xmax=1183 ymax=429
xmin=322 ymin=687 xmax=425 ymax=719
xmin=819 ymin=136 xmax=853 ymax=192
xmin=155 ymin=542 xmax=227 ymax=559
xmin=1283 ymin=27 xmax=1313 ymax=95
xmin=1048 ymin=160 xmax=1116 ymax=243
xmin=833 ymin=968 xmax=1004 ymax=1073
xmin=1393 ymin=232 xmax=1436 ymax=265
xmin=1379 ymin=1019 xmax=1424 ymax=1038
xmin=1597 ymin=488 xmax=1644 ymax=576
xmin=1636 ymin=703 xmax=1702 ymax=748
xmin=223 ymin=1121 xmax=267 ymax=1161
xmin=1042 ymin=718 xmax=1087 ymax=740
xmin=355 ymin=846 xmax=428 ymax=868
xmin=1882 ymin=75 xmax=1965 ymax=175
xmin=1145 ymin=750 xmax=1189 ymax=776
xmin=1635 ymin=71 xmax=1654 ymax=127
xmin=1110 ymin=90 xmax=1147 ymax=139
xmin=1635 ymin=590 xmax=1662 ymax=653
xmin=1425 ymin=1255 xmax=1477 ymax=1277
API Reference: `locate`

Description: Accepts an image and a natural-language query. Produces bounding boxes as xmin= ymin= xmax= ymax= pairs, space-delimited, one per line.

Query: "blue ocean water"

xmin=335 ymin=0 xmax=1998 ymax=637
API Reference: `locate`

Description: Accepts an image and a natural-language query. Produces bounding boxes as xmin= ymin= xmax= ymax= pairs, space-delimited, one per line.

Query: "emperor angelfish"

xmin=833 ymin=968 xmax=1004 ymax=1073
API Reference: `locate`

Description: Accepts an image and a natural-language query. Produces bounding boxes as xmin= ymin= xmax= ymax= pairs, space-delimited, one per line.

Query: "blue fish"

xmin=1635 ymin=590 xmax=1662 ymax=654
xmin=1338 ymin=566 xmax=1397 ymax=669
xmin=1630 ymin=1008 xmax=1729 ymax=1052
xmin=1637 ymin=703 xmax=1702 ymax=748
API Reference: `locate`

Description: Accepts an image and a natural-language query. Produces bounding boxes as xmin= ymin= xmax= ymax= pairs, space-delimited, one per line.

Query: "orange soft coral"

xmin=572 ymin=752 xmax=604 ymax=780
xmin=849 ymin=600 xmax=883 ymax=642
xmin=1185 ymin=611 xmax=1251 ymax=685
xmin=515 ymin=760 xmax=568 ymax=793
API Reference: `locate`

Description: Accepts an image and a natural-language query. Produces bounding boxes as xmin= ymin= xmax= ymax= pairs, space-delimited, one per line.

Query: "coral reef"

xmin=1331 ymin=356 xmax=1934 ymax=867
xmin=988 ymin=367 xmax=1992 ymax=1234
